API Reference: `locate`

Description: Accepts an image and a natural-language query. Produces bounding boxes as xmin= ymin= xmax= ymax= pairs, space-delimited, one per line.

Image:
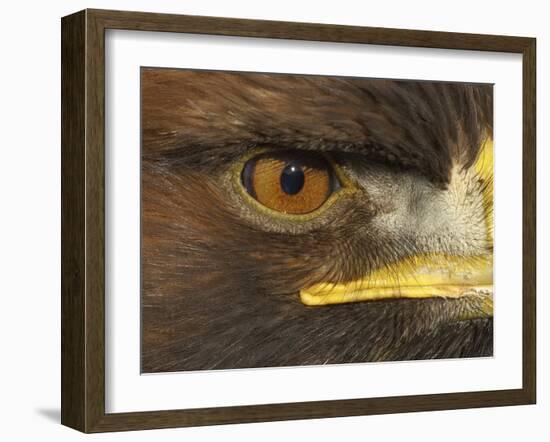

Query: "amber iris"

xmin=241 ymin=151 xmax=336 ymax=215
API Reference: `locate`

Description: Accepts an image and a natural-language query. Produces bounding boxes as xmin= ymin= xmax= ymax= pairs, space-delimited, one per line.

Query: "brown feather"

xmin=140 ymin=68 xmax=493 ymax=373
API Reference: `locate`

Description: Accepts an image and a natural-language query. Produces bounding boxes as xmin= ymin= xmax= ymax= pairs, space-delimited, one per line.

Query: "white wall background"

xmin=0 ymin=0 xmax=546 ymax=440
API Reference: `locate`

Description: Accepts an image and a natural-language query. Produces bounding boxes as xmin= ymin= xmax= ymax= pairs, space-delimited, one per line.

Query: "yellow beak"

xmin=300 ymin=254 xmax=492 ymax=305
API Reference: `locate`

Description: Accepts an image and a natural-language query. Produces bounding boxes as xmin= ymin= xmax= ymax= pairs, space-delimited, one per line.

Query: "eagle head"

xmin=141 ymin=68 xmax=493 ymax=372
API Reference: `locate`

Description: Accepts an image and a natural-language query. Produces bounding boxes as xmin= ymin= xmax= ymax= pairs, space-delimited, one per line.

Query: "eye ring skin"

xmin=231 ymin=148 xmax=358 ymax=223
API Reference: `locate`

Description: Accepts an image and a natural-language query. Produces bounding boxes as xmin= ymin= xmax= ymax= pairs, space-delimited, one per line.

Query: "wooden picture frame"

xmin=61 ymin=8 xmax=536 ymax=433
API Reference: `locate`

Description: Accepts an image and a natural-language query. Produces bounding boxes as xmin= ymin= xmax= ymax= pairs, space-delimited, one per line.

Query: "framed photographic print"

xmin=61 ymin=9 xmax=536 ymax=433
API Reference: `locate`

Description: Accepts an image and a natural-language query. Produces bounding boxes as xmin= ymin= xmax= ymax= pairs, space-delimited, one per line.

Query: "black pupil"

xmin=280 ymin=163 xmax=305 ymax=195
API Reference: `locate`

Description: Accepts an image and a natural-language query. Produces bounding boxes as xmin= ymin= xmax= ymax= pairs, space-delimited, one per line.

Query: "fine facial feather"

xmin=141 ymin=68 xmax=493 ymax=373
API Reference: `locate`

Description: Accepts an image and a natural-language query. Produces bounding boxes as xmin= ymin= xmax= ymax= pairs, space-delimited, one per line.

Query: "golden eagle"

xmin=141 ymin=68 xmax=493 ymax=373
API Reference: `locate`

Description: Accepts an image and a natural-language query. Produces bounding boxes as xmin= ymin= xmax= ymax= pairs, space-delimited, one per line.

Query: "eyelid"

xmin=241 ymin=159 xmax=257 ymax=198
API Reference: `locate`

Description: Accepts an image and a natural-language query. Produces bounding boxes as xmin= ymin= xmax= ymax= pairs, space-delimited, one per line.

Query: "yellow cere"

xmin=474 ymin=137 xmax=494 ymax=182
xmin=475 ymin=138 xmax=494 ymax=242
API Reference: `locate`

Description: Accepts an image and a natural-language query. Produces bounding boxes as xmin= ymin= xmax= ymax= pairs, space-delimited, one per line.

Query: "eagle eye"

xmin=241 ymin=150 xmax=340 ymax=215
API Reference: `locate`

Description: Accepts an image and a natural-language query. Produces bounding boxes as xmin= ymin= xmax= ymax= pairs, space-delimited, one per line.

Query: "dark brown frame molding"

xmin=61 ymin=9 xmax=536 ymax=433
